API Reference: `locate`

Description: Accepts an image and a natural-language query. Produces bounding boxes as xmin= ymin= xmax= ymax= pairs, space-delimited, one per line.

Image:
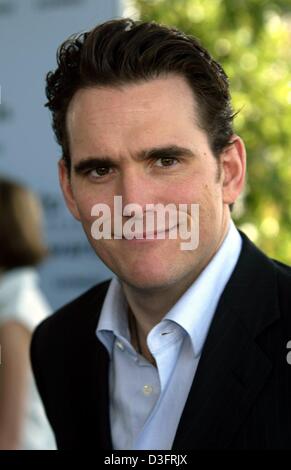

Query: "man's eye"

xmin=89 ymin=167 xmax=111 ymax=178
xmin=155 ymin=157 xmax=178 ymax=167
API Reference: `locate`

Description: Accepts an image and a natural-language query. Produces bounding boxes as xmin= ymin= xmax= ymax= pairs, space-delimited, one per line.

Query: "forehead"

xmin=66 ymin=75 xmax=205 ymax=157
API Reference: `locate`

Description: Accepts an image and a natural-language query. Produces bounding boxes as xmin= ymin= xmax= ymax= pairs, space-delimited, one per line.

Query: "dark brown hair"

xmin=46 ymin=17 xmax=234 ymax=170
xmin=0 ymin=178 xmax=48 ymax=271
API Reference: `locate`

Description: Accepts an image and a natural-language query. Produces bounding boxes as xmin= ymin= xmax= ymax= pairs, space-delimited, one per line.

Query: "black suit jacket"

xmin=30 ymin=232 xmax=291 ymax=449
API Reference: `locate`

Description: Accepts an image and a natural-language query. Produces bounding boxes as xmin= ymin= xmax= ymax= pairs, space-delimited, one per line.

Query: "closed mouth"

xmin=121 ymin=225 xmax=177 ymax=240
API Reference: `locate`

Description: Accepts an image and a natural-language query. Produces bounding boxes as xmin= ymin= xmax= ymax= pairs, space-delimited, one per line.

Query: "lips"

xmin=122 ymin=225 xmax=177 ymax=240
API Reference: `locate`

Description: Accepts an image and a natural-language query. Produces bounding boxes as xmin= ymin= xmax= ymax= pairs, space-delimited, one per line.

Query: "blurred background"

xmin=1 ymin=0 xmax=290 ymax=312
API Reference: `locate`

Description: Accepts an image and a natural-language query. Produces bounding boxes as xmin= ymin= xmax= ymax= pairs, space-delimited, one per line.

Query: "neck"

xmin=128 ymin=307 xmax=156 ymax=366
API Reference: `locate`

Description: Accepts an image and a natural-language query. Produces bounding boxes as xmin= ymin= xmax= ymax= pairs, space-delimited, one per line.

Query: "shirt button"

xmin=116 ymin=341 xmax=124 ymax=351
xmin=143 ymin=385 xmax=153 ymax=395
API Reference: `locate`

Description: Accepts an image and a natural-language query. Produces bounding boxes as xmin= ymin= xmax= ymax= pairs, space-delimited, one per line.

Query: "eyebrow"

xmin=73 ymin=145 xmax=195 ymax=174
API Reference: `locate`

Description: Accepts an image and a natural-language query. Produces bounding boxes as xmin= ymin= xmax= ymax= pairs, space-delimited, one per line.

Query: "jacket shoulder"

xmin=272 ymin=258 xmax=291 ymax=277
xmin=36 ymin=279 xmax=110 ymax=331
xmin=30 ymin=279 xmax=111 ymax=367
xmin=30 ymin=279 xmax=111 ymax=442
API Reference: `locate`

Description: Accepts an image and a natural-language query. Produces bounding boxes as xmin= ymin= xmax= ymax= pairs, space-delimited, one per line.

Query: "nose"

xmin=117 ymin=167 xmax=155 ymax=212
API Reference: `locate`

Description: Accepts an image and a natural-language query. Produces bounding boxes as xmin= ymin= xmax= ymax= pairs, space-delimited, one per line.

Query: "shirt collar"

xmin=97 ymin=220 xmax=242 ymax=358
xmin=165 ymin=220 xmax=242 ymax=356
xmin=96 ymin=275 xmax=129 ymax=355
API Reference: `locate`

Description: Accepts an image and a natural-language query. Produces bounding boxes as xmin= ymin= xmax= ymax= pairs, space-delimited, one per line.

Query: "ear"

xmin=58 ymin=158 xmax=81 ymax=221
xmin=220 ymin=135 xmax=246 ymax=205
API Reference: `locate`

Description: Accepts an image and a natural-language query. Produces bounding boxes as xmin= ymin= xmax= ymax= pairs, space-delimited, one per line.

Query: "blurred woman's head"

xmin=0 ymin=177 xmax=48 ymax=271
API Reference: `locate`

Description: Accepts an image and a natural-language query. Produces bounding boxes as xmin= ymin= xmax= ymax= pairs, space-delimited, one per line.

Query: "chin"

xmin=122 ymin=277 xmax=174 ymax=292
xmin=118 ymin=265 xmax=184 ymax=292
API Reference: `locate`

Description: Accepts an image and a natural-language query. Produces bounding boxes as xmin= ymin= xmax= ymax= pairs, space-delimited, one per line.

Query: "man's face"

xmin=61 ymin=75 xmax=244 ymax=292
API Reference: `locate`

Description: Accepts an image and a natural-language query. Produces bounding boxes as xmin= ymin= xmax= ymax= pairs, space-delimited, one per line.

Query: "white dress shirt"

xmin=97 ymin=220 xmax=242 ymax=449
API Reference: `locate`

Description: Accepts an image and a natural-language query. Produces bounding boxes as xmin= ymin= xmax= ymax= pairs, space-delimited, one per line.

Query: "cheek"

xmin=71 ymin=186 xmax=108 ymax=224
xmin=75 ymin=197 xmax=93 ymax=224
xmin=172 ymin=175 xmax=219 ymax=208
xmin=199 ymin=185 xmax=224 ymax=241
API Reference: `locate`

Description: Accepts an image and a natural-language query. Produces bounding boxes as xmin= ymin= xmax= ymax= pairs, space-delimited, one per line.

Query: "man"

xmin=30 ymin=18 xmax=291 ymax=450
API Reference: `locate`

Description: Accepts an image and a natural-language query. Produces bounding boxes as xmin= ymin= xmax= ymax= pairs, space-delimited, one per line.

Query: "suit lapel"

xmin=173 ymin=233 xmax=280 ymax=449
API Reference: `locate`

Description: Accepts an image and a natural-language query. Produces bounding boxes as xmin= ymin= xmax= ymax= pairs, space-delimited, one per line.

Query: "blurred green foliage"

xmin=131 ymin=0 xmax=291 ymax=264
